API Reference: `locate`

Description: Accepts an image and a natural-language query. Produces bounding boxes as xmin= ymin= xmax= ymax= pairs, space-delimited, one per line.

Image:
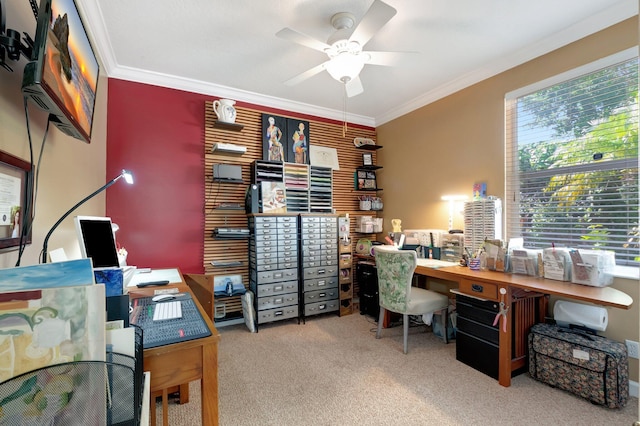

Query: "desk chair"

xmin=374 ymin=245 xmax=449 ymax=353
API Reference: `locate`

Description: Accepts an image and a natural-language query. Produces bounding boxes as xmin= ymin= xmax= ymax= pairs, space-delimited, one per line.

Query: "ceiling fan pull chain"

xmin=342 ymin=87 xmax=348 ymax=137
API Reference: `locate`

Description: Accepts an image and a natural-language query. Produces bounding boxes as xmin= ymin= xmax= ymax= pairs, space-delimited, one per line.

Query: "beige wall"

xmin=0 ymin=67 xmax=108 ymax=267
xmin=377 ymin=18 xmax=639 ymax=380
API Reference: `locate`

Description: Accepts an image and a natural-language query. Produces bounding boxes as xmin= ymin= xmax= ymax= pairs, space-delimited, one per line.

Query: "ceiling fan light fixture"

xmin=325 ymin=53 xmax=365 ymax=83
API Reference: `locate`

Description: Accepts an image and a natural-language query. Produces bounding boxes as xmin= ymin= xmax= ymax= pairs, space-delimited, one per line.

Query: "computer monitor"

xmin=74 ymin=215 xmax=119 ymax=268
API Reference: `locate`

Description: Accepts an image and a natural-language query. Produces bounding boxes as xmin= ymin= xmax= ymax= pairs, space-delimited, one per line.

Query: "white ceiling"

xmin=74 ymin=0 xmax=637 ymax=127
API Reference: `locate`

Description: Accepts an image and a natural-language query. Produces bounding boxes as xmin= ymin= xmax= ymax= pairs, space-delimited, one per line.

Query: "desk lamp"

xmin=41 ymin=169 xmax=134 ymax=263
xmin=441 ymin=195 xmax=467 ymax=231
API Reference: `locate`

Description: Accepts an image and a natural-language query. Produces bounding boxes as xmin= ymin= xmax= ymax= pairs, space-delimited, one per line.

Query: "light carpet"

xmin=156 ymin=313 xmax=638 ymax=425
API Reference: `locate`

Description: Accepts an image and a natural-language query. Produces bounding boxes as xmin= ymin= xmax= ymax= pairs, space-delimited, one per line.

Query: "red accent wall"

xmin=106 ymin=79 xmax=375 ymax=274
xmin=106 ymin=79 xmax=208 ymax=273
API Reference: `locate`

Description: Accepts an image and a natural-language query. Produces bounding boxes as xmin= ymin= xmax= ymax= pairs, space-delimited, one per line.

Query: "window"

xmin=505 ymin=50 xmax=638 ymax=267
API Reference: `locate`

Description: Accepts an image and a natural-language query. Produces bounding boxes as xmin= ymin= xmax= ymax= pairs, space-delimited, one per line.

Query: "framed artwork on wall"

xmin=262 ymin=114 xmax=287 ymax=162
xmin=362 ymin=153 xmax=373 ymax=166
xmin=286 ymin=118 xmax=309 ymax=165
xmin=0 ymin=150 xmax=33 ymax=252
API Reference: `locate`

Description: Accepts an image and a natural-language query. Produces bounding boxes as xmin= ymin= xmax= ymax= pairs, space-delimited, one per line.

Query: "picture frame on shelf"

xmin=364 ymin=178 xmax=377 ymax=189
xmin=362 ymin=153 xmax=373 ymax=166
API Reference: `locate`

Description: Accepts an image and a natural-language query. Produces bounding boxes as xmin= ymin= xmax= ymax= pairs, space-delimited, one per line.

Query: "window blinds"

xmin=505 ymin=54 xmax=638 ymax=266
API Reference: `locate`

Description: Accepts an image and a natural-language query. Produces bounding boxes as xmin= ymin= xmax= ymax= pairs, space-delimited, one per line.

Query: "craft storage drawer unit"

xmin=257 ymin=293 xmax=299 ymax=311
xmin=249 ymin=214 xmax=300 ymax=329
xmin=456 ymin=292 xmax=543 ymax=380
xmin=255 ymin=280 xmax=299 ymax=298
xmin=456 ymin=295 xmax=501 ymax=379
xmin=303 ymin=288 xmax=339 ymax=305
xmin=305 ymin=299 xmax=340 ymax=316
xmin=303 ymin=276 xmax=339 ymax=292
xmin=257 ymin=305 xmax=299 ymax=324
xmin=300 ymin=215 xmax=339 ymax=320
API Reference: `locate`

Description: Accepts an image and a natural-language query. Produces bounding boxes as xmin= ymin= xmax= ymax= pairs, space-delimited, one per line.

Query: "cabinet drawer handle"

xmin=318 ymin=280 xmax=326 ymax=286
xmin=471 ymin=284 xmax=484 ymax=293
xmin=274 ymin=285 xmax=283 ymax=291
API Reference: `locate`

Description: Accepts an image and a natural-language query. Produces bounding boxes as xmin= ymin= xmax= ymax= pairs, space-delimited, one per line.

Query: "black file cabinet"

xmin=455 ymin=294 xmax=501 ymax=379
xmin=456 ymin=292 xmax=541 ymax=380
xmin=357 ymin=261 xmax=379 ymax=318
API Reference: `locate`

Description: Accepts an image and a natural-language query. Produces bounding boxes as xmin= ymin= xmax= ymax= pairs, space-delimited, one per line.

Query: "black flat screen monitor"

xmin=22 ymin=0 xmax=100 ymax=143
xmin=74 ymin=215 xmax=119 ymax=269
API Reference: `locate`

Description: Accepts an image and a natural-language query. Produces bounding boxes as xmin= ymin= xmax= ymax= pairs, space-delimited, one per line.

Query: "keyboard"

xmin=153 ymin=300 xmax=182 ymax=321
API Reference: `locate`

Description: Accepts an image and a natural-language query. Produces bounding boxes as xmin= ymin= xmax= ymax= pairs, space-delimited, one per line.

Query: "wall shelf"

xmin=212 ymin=143 xmax=246 ymax=154
xmin=357 ymin=165 xmax=382 ymax=171
xmin=213 ymin=120 xmax=244 ymax=131
xmin=212 ymin=178 xmax=244 ymax=184
xmin=210 ymin=260 xmax=244 ymax=268
xmin=213 ymin=205 xmax=245 ymax=211
xmin=356 ymin=144 xmax=382 ymax=151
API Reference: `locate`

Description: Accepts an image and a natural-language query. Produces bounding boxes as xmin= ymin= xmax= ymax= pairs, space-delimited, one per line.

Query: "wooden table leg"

xmin=150 ymin=397 xmax=156 ymax=426
xmin=498 ymin=285 xmax=513 ymax=387
xmin=162 ymin=388 xmax=169 ymax=426
xmin=179 ymin=383 xmax=190 ymax=404
xmin=202 ymin=343 xmax=219 ymax=425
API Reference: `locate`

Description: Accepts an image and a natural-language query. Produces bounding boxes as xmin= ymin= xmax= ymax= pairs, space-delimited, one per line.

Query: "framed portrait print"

xmin=262 ymin=114 xmax=287 ymax=162
xmin=286 ymin=118 xmax=309 ymax=164
xmin=362 ymin=153 xmax=373 ymax=166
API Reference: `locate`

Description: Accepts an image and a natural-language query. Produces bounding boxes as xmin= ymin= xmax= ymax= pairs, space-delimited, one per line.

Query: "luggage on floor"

xmin=528 ymin=322 xmax=628 ymax=408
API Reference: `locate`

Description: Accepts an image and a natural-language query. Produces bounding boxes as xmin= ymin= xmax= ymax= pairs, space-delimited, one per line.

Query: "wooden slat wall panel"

xmin=204 ymin=102 xmax=379 ymax=309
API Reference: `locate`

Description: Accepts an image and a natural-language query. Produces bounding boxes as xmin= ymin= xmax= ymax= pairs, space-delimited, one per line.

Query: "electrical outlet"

xmin=625 ymin=340 xmax=639 ymax=359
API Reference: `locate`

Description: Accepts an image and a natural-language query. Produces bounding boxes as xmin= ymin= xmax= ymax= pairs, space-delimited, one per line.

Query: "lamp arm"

xmin=41 ymin=175 xmax=123 ymax=264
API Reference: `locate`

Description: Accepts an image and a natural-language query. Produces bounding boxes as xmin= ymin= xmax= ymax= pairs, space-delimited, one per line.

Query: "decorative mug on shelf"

xmin=371 ymin=197 xmax=383 ymax=211
xmin=212 ymin=98 xmax=237 ymax=123
xmin=360 ymin=200 xmax=372 ymax=211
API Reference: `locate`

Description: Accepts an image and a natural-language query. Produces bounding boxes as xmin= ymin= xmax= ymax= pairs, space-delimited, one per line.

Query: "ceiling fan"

xmin=276 ymin=0 xmax=406 ymax=97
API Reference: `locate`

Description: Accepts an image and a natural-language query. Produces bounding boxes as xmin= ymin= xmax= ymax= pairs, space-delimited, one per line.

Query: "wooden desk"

xmin=414 ymin=262 xmax=633 ymax=387
xmin=128 ymin=269 xmax=221 ymax=426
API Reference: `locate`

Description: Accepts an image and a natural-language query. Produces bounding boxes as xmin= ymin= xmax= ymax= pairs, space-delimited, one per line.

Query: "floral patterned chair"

xmin=374 ymin=245 xmax=449 ymax=353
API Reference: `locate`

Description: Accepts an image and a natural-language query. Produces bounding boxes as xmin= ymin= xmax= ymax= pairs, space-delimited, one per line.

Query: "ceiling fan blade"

xmin=283 ymin=61 xmax=329 ymax=86
xmin=349 ymin=0 xmax=397 ymax=47
xmin=345 ymin=76 xmax=364 ymax=97
xmin=364 ymin=51 xmax=415 ymax=66
xmin=276 ymin=28 xmax=330 ymax=53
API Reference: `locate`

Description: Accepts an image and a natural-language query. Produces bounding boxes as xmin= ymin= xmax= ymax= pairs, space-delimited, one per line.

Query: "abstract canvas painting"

xmin=0 ymin=284 xmax=105 ymax=383
xmin=0 ymin=259 xmax=94 ymax=293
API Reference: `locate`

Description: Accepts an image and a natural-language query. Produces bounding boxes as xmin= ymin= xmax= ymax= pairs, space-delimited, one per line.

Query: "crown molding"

xmin=77 ymin=0 xmax=637 ymax=128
